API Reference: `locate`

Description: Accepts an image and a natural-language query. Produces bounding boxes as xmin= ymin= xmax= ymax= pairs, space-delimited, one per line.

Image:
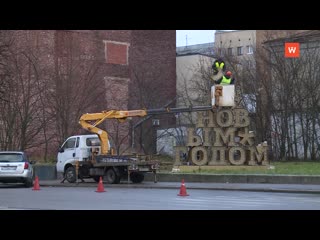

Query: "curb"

xmin=144 ymin=173 xmax=320 ymax=185
xmin=38 ymin=181 xmax=320 ymax=194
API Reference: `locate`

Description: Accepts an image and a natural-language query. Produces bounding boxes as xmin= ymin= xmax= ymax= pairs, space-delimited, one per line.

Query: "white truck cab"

xmin=56 ymin=134 xmax=109 ymax=174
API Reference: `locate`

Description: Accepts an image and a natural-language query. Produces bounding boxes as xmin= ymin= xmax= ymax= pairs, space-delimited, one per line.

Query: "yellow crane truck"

xmin=56 ymin=81 xmax=235 ymax=184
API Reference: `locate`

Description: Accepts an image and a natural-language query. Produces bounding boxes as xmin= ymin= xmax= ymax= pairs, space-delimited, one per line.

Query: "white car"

xmin=0 ymin=151 xmax=34 ymax=188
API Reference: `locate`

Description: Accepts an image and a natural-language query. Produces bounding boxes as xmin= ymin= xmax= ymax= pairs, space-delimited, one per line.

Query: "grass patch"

xmin=153 ymin=154 xmax=320 ymax=175
xmin=174 ymin=162 xmax=320 ymax=175
xmin=270 ymin=161 xmax=320 ymax=175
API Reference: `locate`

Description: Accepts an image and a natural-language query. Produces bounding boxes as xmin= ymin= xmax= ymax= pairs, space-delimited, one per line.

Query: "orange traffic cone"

xmin=32 ymin=176 xmax=40 ymax=191
xmin=95 ymin=176 xmax=106 ymax=192
xmin=177 ymin=179 xmax=189 ymax=196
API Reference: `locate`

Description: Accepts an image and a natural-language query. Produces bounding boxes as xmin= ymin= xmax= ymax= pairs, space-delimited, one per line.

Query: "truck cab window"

xmin=86 ymin=138 xmax=100 ymax=146
xmin=76 ymin=137 xmax=80 ymax=148
xmin=63 ymin=138 xmax=76 ymax=149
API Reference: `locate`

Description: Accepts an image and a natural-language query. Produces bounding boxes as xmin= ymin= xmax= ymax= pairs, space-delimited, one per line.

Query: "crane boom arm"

xmin=146 ymin=105 xmax=212 ymax=115
xmin=79 ymin=110 xmax=148 ymax=154
xmin=79 ymin=106 xmax=213 ymax=154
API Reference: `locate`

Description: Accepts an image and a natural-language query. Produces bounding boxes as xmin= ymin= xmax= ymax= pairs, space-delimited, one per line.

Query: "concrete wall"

xmin=34 ymin=165 xmax=57 ymax=180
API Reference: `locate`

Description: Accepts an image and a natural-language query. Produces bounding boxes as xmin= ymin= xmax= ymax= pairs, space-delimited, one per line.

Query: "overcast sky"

xmin=176 ymin=30 xmax=236 ymax=47
xmin=176 ymin=30 xmax=215 ymax=47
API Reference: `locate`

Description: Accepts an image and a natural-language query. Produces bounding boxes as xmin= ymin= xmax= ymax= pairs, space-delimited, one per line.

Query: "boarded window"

xmin=105 ymin=42 xmax=128 ymax=65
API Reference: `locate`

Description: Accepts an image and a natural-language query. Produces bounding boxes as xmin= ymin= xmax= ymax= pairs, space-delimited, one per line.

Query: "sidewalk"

xmin=38 ymin=179 xmax=320 ymax=194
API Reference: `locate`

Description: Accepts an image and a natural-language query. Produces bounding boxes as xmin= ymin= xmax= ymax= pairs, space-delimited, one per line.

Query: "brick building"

xmin=0 ymin=30 xmax=176 ymax=158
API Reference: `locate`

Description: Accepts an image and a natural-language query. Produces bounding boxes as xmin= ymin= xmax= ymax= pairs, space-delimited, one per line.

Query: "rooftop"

xmin=264 ymin=30 xmax=320 ymax=44
xmin=176 ymin=42 xmax=214 ymax=56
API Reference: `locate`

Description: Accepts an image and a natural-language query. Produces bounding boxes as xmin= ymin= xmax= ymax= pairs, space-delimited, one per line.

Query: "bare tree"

xmin=0 ymin=31 xmax=13 ymax=102
xmin=0 ymin=31 xmax=48 ymax=153
xmin=129 ymin=67 xmax=176 ymax=155
xmin=102 ymin=78 xmax=132 ymax=155
xmin=47 ymin=33 xmax=106 ymax=147
xmin=0 ymin=31 xmax=107 ymax=161
xmin=255 ymin=31 xmax=320 ymax=161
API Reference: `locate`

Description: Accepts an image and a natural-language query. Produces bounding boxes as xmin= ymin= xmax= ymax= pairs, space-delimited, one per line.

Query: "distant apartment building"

xmin=215 ymin=30 xmax=256 ymax=58
xmin=213 ymin=30 xmax=308 ymax=99
xmin=176 ymin=41 xmax=215 ymax=125
xmin=157 ymin=44 xmax=215 ymax=156
xmin=215 ymin=30 xmax=307 ymax=58
xmin=176 ymin=52 xmax=213 ymax=124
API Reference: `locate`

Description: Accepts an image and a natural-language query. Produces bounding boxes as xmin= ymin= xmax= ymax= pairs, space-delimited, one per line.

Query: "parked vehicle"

xmin=56 ymin=134 xmax=159 ymax=184
xmin=0 ymin=151 xmax=34 ymax=188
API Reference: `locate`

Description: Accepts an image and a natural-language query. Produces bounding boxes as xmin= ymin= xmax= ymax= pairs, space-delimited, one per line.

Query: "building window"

xmin=247 ymin=45 xmax=253 ymax=54
xmin=104 ymin=41 xmax=129 ymax=65
xmin=237 ymin=46 xmax=243 ymax=56
xmin=152 ymin=119 xmax=160 ymax=126
xmin=228 ymin=48 xmax=233 ymax=56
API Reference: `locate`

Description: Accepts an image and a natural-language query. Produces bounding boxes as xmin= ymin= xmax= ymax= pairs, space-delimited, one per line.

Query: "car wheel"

xmin=25 ymin=178 xmax=33 ymax=188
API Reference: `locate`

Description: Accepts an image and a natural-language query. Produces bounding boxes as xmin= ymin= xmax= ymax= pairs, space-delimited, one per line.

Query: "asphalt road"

xmin=1 ymin=185 xmax=320 ymax=210
xmin=37 ymin=179 xmax=320 ymax=194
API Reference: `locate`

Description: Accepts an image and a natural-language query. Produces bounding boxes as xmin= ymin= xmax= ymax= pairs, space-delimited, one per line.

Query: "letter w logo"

xmin=285 ymin=43 xmax=300 ymax=58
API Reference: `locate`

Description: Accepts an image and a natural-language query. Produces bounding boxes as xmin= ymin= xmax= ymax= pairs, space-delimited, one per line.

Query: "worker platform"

xmin=211 ymin=84 xmax=235 ymax=107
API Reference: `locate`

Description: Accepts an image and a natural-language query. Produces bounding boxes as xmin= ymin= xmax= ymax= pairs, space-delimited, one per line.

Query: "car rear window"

xmin=0 ymin=153 xmax=23 ymax=162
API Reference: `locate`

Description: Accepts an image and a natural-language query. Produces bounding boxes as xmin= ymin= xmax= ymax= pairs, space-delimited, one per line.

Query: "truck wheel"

xmin=130 ymin=172 xmax=144 ymax=183
xmin=105 ymin=168 xmax=120 ymax=184
xmin=65 ymin=166 xmax=76 ymax=183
